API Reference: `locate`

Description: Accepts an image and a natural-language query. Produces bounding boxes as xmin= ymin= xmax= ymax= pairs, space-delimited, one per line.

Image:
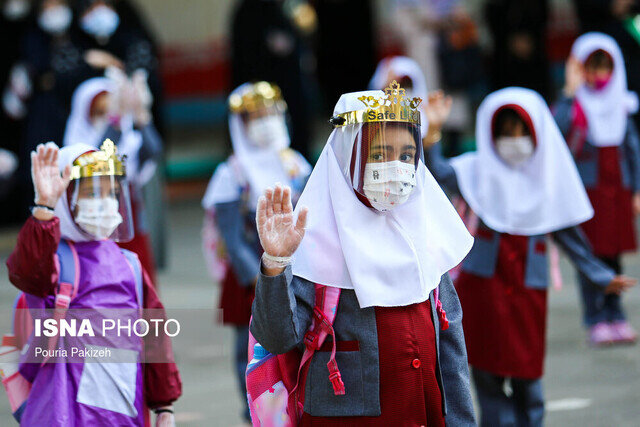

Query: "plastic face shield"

xmin=67 ymin=174 xmax=134 ymax=242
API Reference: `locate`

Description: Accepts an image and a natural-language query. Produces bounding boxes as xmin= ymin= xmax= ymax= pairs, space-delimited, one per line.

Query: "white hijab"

xmin=63 ymin=78 xmax=145 ymax=183
xmin=203 ymin=83 xmax=310 ymax=210
xmin=450 ymin=87 xmax=593 ymax=236
xmin=572 ymin=32 xmax=639 ymax=147
xmin=292 ymin=91 xmax=473 ymax=308
xmin=55 ymin=143 xmax=98 ymax=242
xmin=368 ymin=56 xmax=429 ymax=137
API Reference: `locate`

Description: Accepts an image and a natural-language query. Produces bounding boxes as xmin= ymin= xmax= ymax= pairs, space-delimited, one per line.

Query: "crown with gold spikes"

xmin=70 ymin=139 xmax=126 ymax=180
xmin=228 ymin=81 xmax=287 ymax=114
xmin=330 ymin=80 xmax=422 ymax=128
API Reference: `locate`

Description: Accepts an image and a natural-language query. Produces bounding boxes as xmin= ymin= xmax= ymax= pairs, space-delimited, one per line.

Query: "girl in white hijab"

xmin=201 ymin=81 xmax=310 ymax=423
xmin=63 ymin=73 xmax=163 ymax=284
xmin=425 ymin=86 xmax=635 ymax=426
xmin=249 ymin=82 xmax=476 ymax=425
xmin=555 ymin=32 xmax=640 ymax=345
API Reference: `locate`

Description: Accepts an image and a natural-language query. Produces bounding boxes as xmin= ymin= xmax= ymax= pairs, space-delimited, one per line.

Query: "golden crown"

xmin=228 ymin=81 xmax=287 ymax=114
xmin=70 ymin=139 xmax=125 ymax=180
xmin=330 ymin=81 xmax=422 ymax=127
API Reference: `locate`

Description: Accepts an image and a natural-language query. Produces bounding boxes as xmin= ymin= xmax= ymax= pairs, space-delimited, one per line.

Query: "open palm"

xmin=256 ymin=185 xmax=308 ymax=258
xmin=31 ymin=143 xmax=71 ymax=208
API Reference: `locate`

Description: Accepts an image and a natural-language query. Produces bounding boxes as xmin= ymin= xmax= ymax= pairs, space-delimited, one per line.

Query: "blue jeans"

xmin=578 ymin=256 xmax=626 ymax=326
xmin=235 ymin=326 xmax=251 ymax=422
xmin=472 ymin=368 xmax=544 ymax=427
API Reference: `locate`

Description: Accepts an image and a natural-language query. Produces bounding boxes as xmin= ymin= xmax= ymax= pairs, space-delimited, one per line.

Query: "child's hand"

xmin=425 ymin=90 xmax=452 ymax=132
xmin=256 ymin=184 xmax=308 ymax=275
xmin=563 ymin=56 xmax=584 ymax=98
xmin=604 ymin=275 xmax=636 ymax=295
xmin=633 ymin=192 xmax=640 ymax=216
xmin=424 ymin=90 xmax=452 ymax=148
xmin=31 ymin=143 xmax=71 ymax=212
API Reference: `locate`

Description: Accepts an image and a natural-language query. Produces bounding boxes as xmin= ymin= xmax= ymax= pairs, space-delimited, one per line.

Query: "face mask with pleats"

xmin=362 ymin=160 xmax=416 ymax=211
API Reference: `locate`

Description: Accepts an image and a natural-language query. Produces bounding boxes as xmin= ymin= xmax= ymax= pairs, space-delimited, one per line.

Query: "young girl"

xmin=425 ymin=87 xmax=635 ymax=426
xmin=7 ymin=141 xmax=181 ymax=426
xmin=63 ymin=73 xmax=162 ymax=284
xmin=201 ymin=81 xmax=310 ymax=423
xmin=555 ymin=32 xmax=640 ymax=345
xmin=250 ymin=82 xmax=476 ymax=425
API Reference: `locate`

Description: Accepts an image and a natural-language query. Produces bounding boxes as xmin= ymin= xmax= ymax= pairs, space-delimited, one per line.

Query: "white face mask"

xmin=246 ymin=115 xmax=289 ymax=148
xmin=38 ymin=5 xmax=72 ymax=35
xmin=81 ymin=5 xmax=119 ymax=38
xmin=74 ymin=197 xmax=123 ymax=240
xmin=495 ymin=136 xmax=535 ymax=167
xmin=4 ymin=0 xmax=31 ymax=20
xmin=362 ymin=160 xmax=417 ymax=212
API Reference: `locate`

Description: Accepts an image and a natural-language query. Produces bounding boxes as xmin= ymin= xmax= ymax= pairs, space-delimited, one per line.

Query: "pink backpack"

xmin=246 ymin=284 xmax=344 ymax=426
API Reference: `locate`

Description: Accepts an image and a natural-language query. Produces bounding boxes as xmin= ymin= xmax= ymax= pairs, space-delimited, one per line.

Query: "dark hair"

xmin=397 ymin=76 xmax=414 ymax=90
xmin=585 ymin=49 xmax=614 ymax=70
xmin=492 ymin=107 xmax=532 ymax=138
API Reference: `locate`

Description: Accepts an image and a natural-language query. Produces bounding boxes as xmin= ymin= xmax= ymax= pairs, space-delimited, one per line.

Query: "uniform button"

xmin=412 ymin=358 xmax=421 ymax=369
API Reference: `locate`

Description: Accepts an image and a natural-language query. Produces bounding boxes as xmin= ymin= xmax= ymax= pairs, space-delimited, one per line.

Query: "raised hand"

xmin=563 ymin=56 xmax=584 ymax=98
xmin=31 ymin=142 xmax=71 ymax=209
xmin=424 ymin=90 xmax=452 ymax=148
xmin=256 ymin=184 xmax=308 ymax=274
xmin=605 ymin=275 xmax=636 ymax=295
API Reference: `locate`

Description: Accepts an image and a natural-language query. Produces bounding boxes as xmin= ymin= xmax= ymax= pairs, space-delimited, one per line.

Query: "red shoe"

xmin=588 ymin=322 xmax=615 ymax=347
xmin=609 ymin=321 xmax=638 ymax=345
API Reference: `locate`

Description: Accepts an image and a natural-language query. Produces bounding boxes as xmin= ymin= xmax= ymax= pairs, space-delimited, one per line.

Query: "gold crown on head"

xmin=228 ymin=81 xmax=287 ymax=114
xmin=70 ymin=139 xmax=125 ymax=180
xmin=330 ymin=80 xmax=422 ymax=127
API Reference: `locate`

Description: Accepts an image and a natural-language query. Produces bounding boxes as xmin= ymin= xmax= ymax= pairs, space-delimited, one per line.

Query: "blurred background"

xmin=1 ymin=0 xmax=640 ymax=426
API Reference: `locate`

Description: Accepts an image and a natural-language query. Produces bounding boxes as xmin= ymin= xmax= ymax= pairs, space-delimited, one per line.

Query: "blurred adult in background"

xmin=393 ymin=1 xmax=479 ymax=156
xmin=485 ymin=0 xmax=551 ymax=100
xmin=0 ymin=0 xmax=33 ymax=225
xmin=75 ymin=0 xmax=163 ymax=135
xmin=313 ymin=0 xmax=376 ymax=114
xmin=231 ymin=0 xmax=314 ymax=159
xmin=573 ymin=0 xmax=640 ymax=129
xmin=4 ymin=0 xmax=97 ymax=219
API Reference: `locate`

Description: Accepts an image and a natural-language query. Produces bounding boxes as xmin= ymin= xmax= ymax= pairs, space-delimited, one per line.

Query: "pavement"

xmin=0 ymin=199 xmax=639 ymax=426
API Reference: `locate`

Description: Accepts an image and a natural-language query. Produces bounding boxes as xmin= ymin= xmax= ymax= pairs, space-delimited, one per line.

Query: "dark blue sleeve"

xmin=624 ymin=119 xmax=640 ymax=192
xmin=138 ymin=123 xmax=164 ymax=166
xmin=437 ymin=274 xmax=476 ymax=426
xmin=552 ymin=95 xmax=574 ymax=137
xmin=552 ymin=227 xmax=615 ymax=288
xmin=214 ymin=200 xmax=260 ymax=286
xmin=425 ymin=143 xmax=460 ymax=195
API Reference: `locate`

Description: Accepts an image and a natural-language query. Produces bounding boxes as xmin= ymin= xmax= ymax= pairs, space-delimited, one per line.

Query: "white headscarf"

xmin=369 ymin=56 xmax=429 ymax=137
xmin=202 ymin=83 xmax=310 ymax=210
xmin=63 ymin=77 xmax=145 ymax=183
xmin=291 ymin=91 xmax=474 ymax=308
xmin=450 ymin=87 xmax=594 ymax=236
xmin=571 ymin=32 xmax=639 ymax=147
xmin=55 ymin=143 xmax=97 ymax=242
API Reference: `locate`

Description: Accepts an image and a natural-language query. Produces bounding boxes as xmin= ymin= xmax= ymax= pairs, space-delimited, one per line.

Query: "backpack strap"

xmin=44 ymin=240 xmax=80 ymax=362
xmin=120 ymin=249 xmax=144 ymax=309
xmin=55 ymin=239 xmax=80 ymax=309
xmin=288 ymin=284 xmax=343 ymax=419
xmin=434 ymin=286 xmax=449 ymax=331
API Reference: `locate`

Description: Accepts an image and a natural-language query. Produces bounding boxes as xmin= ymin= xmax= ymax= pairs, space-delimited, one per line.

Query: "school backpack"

xmin=246 ymin=284 xmax=344 ymax=426
xmin=0 ymin=239 xmax=143 ymax=422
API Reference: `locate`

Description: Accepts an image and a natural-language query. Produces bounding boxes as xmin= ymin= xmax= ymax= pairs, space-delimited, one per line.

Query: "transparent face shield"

xmin=331 ymin=121 xmax=423 ymax=211
xmin=241 ymin=102 xmax=290 ymax=149
xmin=67 ymin=173 xmax=134 ymax=242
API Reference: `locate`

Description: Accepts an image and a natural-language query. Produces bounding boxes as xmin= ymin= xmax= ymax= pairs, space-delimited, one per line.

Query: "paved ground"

xmin=0 ymin=200 xmax=639 ymax=426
